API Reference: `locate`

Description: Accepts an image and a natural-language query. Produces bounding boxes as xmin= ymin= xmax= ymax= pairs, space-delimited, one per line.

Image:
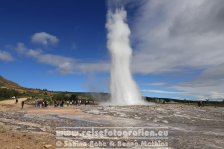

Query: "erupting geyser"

xmin=106 ymin=8 xmax=143 ymax=105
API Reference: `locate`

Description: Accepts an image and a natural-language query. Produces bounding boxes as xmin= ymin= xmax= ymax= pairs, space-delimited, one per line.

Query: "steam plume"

xmin=106 ymin=8 xmax=143 ymax=105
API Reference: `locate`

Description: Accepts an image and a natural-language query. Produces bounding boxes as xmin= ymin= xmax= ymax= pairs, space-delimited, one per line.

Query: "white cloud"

xmin=14 ymin=41 xmax=109 ymax=74
xmin=174 ymin=64 xmax=224 ymax=100
xmin=26 ymin=49 xmax=108 ymax=74
xmin=0 ymin=50 xmax=13 ymax=62
xmin=76 ymin=62 xmax=109 ymax=73
xmin=27 ymin=49 xmax=42 ymax=58
xmin=142 ymin=89 xmax=186 ymax=95
xmin=130 ymin=0 xmax=224 ymax=99
xmin=31 ymin=32 xmax=59 ymax=46
xmin=15 ymin=42 xmax=27 ymax=54
xmin=144 ymin=82 xmax=167 ymax=86
xmin=35 ymin=53 xmax=75 ymax=74
xmin=132 ymin=0 xmax=224 ymax=74
xmin=15 ymin=42 xmax=76 ymax=74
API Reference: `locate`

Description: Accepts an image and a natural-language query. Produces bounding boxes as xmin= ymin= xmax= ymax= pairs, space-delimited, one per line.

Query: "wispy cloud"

xmin=142 ymin=89 xmax=186 ymax=95
xmin=15 ymin=42 xmax=109 ymax=74
xmin=130 ymin=0 xmax=224 ymax=99
xmin=144 ymin=82 xmax=167 ymax=86
xmin=0 ymin=50 xmax=13 ymax=62
xmin=31 ymin=32 xmax=59 ymax=46
xmin=15 ymin=42 xmax=27 ymax=54
xmin=132 ymin=0 xmax=224 ymax=74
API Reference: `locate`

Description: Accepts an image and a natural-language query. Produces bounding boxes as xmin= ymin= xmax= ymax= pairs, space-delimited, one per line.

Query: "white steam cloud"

xmin=106 ymin=8 xmax=144 ymax=105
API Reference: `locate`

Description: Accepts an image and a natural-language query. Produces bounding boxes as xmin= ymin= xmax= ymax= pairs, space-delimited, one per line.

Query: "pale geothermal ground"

xmin=0 ymin=98 xmax=224 ymax=149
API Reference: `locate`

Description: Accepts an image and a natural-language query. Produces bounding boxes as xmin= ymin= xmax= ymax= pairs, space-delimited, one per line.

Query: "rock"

xmin=44 ymin=144 xmax=52 ymax=148
xmin=134 ymin=117 xmax=141 ymax=119
xmin=153 ymin=119 xmax=158 ymax=123
xmin=162 ymin=120 xmax=168 ymax=124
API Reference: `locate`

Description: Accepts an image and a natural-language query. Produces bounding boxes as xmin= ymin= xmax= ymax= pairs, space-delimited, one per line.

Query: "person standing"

xmin=21 ymin=101 xmax=25 ymax=109
xmin=35 ymin=100 xmax=38 ymax=107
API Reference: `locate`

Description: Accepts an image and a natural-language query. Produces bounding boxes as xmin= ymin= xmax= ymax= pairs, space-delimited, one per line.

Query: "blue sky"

xmin=1 ymin=0 xmax=224 ymax=100
xmin=0 ymin=0 xmax=108 ymax=90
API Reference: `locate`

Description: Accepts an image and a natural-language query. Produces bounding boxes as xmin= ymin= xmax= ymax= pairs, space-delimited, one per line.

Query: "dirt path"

xmin=0 ymin=98 xmax=55 ymax=149
xmin=0 ymin=98 xmax=28 ymax=111
xmin=0 ymin=98 xmax=27 ymax=104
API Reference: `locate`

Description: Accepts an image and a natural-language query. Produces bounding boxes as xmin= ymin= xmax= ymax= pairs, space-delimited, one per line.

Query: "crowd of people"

xmin=54 ymin=100 xmax=88 ymax=107
xmin=54 ymin=100 xmax=65 ymax=107
xmin=34 ymin=99 xmax=87 ymax=108
xmin=15 ymin=97 xmax=93 ymax=109
xmin=35 ymin=100 xmax=49 ymax=108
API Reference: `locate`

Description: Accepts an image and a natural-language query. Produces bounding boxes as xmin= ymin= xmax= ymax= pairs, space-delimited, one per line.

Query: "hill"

xmin=0 ymin=75 xmax=53 ymax=96
xmin=0 ymin=75 xmax=25 ymax=92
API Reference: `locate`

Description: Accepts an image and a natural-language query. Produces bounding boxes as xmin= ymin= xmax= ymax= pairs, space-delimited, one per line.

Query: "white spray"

xmin=106 ymin=8 xmax=143 ymax=105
